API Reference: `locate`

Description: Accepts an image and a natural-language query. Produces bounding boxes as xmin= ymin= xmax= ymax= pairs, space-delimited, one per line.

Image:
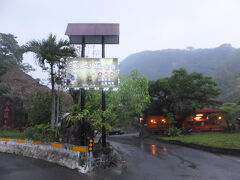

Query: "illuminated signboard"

xmin=65 ymin=58 xmax=119 ymax=88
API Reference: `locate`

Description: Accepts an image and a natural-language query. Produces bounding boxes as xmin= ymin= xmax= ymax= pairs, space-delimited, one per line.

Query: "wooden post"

xmin=80 ymin=36 xmax=85 ymax=111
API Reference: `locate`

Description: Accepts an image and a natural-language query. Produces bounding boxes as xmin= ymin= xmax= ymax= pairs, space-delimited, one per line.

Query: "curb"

xmin=0 ymin=138 xmax=91 ymax=173
xmin=158 ymin=138 xmax=240 ymax=156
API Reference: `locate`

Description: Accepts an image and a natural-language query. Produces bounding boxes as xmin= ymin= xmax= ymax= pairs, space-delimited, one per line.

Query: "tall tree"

xmin=27 ymin=34 xmax=76 ymax=126
xmin=0 ymin=33 xmax=34 ymax=95
xmin=149 ymin=68 xmax=220 ymax=125
xmin=108 ymin=70 xmax=150 ymax=128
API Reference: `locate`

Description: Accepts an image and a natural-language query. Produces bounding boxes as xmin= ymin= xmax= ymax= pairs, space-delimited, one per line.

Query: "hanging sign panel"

xmin=65 ymin=58 xmax=119 ymax=88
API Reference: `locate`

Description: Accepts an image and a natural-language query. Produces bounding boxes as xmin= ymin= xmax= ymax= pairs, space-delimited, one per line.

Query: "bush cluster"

xmin=25 ymin=90 xmax=52 ymax=126
xmin=165 ymin=127 xmax=182 ymax=137
xmin=24 ymin=124 xmax=57 ymax=142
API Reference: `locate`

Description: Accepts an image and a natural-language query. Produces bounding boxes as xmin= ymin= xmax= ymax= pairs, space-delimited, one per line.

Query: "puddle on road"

xmin=140 ymin=142 xmax=198 ymax=170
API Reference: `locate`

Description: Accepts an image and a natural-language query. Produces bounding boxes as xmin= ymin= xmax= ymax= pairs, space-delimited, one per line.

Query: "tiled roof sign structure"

xmin=65 ymin=23 xmax=119 ymax=44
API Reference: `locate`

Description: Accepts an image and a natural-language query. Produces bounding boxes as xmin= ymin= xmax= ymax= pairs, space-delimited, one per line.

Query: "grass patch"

xmin=161 ymin=132 xmax=240 ymax=148
xmin=0 ymin=129 xmax=25 ymax=139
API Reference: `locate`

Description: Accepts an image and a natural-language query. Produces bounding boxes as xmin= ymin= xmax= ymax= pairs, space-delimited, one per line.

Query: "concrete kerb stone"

xmin=0 ymin=138 xmax=91 ymax=173
xmin=158 ymin=138 xmax=240 ymax=156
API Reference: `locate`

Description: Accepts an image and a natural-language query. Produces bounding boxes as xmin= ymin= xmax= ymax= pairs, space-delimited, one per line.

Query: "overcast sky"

xmin=1 ymin=0 xmax=240 ymax=81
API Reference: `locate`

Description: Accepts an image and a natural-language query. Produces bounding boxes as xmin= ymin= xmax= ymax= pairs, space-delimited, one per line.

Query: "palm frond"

xmin=26 ymin=33 xmax=76 ymax=70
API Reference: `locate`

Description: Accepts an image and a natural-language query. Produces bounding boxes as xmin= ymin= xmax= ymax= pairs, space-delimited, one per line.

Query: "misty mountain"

xmin=120 ymin=44 xmax=240 ymax=102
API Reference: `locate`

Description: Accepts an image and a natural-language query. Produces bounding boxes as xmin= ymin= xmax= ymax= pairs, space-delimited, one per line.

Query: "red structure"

xmin=0 ymin=95 xmax=27 ymax=129
xmin=141 ymin=108 xmax=227 ymax=133
xmin=196 ymin=108 xmax=222 ymax=114
xmin=2 ymin=99 xmax=13 ymax=128
xmin=183 ymin=108 xmax=227 ymax=132
xmin=140 ymin=114 xmax=169 ymax=134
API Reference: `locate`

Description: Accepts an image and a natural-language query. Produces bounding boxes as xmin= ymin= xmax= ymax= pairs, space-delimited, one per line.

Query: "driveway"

xmin=95 ymin=134 xmax=240 ymax=180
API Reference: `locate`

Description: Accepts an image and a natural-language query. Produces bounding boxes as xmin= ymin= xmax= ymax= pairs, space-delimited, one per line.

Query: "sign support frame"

xmin=65 ymin=23 xmax=119 ymax=148
xmin=101 ymin=36 xmax=107 ymax=147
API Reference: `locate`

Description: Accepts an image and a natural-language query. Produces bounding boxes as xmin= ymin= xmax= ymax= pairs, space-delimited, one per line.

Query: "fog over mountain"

xmin=120 ymin=44 xmax=240 ymax=102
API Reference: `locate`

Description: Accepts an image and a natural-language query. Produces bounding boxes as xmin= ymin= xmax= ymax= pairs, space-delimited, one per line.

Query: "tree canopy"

xmin=148 ymin=68 xmax=220 ymax=124
xmin=0 ymin=33 xmax=34 ymax=73
xmin=219 ymin=102 xmax=240 ymax=131
xmin=0 ymin=33 xmax=24 ymax=66
xmin=108 ymin=70 xmax=150 ymax=127
xmin=0 ymin=33 xmax=34 ymax=95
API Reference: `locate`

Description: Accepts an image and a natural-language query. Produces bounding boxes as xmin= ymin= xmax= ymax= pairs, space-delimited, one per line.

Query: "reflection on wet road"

xmin=142 ymin=143 xmax=168 ymax=156
xmin=105 ymin=134 xmax=240 ymax=180
xmin=140 ymin=141 xmax=198 ymax=170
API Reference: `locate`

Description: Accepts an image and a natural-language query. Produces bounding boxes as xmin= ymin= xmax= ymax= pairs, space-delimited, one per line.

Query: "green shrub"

xmin=165 ymin=127 xmax=182 ymax=137
xmin=25 ymin=90 xmax=52 ymax=125
xmin=24 ymin=124 xmax=56 ymax=142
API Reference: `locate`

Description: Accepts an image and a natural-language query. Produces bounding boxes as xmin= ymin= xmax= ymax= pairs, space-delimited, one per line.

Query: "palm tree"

xmin=27 ymin=33 xmax=76 ymax=126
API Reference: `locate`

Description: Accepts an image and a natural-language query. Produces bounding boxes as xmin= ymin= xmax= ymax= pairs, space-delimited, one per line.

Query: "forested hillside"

xmin=120 ymin=44 xmax=240 ymax=102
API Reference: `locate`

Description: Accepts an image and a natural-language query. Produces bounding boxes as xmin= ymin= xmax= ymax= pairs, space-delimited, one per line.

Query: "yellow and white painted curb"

xmin=0 ymin=137 xmax=92 ymax=173
xmin=0 ymin=138 xmax=89 ymax=152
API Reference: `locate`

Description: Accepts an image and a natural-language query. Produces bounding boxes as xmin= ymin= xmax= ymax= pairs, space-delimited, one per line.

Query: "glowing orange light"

xmin=218 ymin=116 xmax=222 ymax=120
xmin=161 ymin=119 xmax=166 ymax=123
xmin=196 ymin=114 xmax=204 ymax=117
xmin=150 ymin=119 xmax=157 ymax=124
xmin=194 ymin=116 xmax=202 ymax=121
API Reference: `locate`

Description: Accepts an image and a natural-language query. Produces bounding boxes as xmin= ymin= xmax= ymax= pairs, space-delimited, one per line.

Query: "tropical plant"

xmin=26 ymin=34 xmax=76 ymax=126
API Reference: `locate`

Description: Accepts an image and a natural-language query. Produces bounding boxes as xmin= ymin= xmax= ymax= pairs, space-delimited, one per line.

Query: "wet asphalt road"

xmin=0 ymin=152 xmax=92 ymax=180
xmin=103 ymin=134 xmax=240 ymax=180
xmin=0 ymin=134 xmax=240 ymax=180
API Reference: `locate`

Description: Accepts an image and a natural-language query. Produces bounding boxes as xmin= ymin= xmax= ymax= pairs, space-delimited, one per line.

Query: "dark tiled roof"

xmin=65 ymin=23 xmax=119 ymax=36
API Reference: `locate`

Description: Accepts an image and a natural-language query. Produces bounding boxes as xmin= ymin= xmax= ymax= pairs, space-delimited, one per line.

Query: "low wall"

xmin=0 ymin=139 xmax=91 ymax=173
